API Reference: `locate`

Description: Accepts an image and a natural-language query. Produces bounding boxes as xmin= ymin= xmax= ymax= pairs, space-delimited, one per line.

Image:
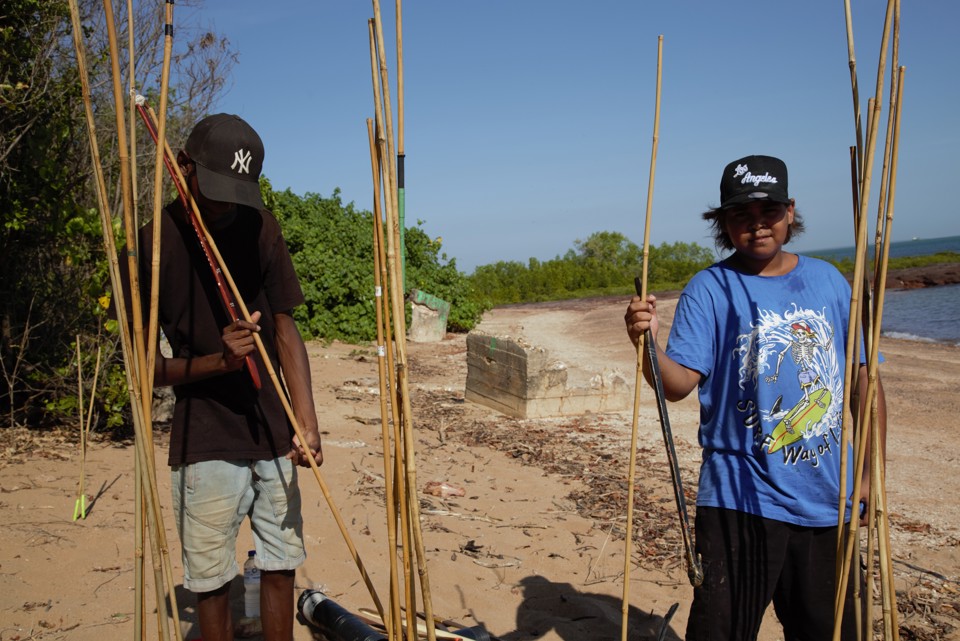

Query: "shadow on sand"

xmin=496 ymin=575 xmax=681 ymax=641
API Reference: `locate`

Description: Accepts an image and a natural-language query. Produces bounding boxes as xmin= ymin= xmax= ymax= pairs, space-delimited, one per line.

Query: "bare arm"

xmin=153 ymin=311 xmax=262 ymax=387
xmin=624 ymin=295 xmax=701 ymax=401
xmin=274 ymin=311 xmax=323 ymax=467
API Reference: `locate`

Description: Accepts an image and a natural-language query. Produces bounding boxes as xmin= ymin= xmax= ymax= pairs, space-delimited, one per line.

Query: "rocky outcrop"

xmin=884 ymin=263 xmax=960 ymax=289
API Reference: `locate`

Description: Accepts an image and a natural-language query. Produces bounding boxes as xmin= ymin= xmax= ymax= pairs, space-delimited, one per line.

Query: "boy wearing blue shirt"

xmin=625 ymin=155 xmax=886 ymax=640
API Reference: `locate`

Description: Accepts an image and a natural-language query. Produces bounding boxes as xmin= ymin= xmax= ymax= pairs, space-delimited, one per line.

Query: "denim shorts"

xmin=171 ymin=457 xmax=306 ymax=593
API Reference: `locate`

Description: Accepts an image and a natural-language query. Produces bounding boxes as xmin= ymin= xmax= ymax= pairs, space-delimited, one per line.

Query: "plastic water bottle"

xmin=243 ymin=550 xmax=260 ymax=618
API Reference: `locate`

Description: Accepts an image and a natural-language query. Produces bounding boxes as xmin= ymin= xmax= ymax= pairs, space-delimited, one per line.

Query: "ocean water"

xmin=801 ymin=235 xmax=960 ymax=345
xmin=802 ymin=235 xmax=960 ymax=262
xmin=879 ymin=284 xmax=960 ymax=345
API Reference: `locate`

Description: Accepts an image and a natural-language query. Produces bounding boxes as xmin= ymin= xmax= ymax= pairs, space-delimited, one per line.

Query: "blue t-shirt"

xmin=666 ymin=255 xmax=864 ymax=527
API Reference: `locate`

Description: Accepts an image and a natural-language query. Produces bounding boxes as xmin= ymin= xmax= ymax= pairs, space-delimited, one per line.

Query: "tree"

xmin=0 ymin=0 xmax=237 ymax=429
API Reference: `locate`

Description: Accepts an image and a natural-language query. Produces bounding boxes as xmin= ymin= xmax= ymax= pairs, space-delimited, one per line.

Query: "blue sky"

xmin=186 ymin=1 xmax=958 ymax=272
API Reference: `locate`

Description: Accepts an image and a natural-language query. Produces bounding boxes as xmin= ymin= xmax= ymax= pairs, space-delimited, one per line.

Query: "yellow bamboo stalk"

xmin=369 ymin=3 xmax=437 ymax=636
xmin=867 ymin=65 xmax=904 ymax=641
xmin=124 ymin=1 xmax=145 ymax=637
xmin=367 ymin=118 xmax=404 ymax=641
xmin=834 ymin=1 xmax=898 ymax=636
xmin=621 ymin=34 xmax=663 ymax=641
xmin=69 ymin=4 xmax=180 ymax=639
xmin=396 ymin=0 xmax=404 ymax=157
xmin=146 ymin=0 xmax=175 ymax=393
xmin=74 ymin=337 xmax=87 ymax=521
xmin=365 ymin=25 xmax=415 ymax=636
xmin=842 ymin=0 xmax=864 ymax=183
xmin=864 ymin=11 xmax=900 ymax=637
xmin=367 ymin=25 xmax=415 ymax=633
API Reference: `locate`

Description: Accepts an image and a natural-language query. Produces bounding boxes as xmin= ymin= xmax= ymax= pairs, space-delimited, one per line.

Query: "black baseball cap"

xmin=719 ymin=155 xmax=790 ymax=209
xmin=184 ymin=113 xmax=265 ymax=210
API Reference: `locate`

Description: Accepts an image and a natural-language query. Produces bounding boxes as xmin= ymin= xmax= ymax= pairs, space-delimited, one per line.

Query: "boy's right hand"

xmin=624 ymin=294 xmax=659 ymax=348
xmin=221 ymin=310 xmax=261 ymax=371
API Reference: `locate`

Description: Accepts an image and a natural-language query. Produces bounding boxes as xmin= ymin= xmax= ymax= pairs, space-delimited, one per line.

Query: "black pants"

xmin=685 ymin=507 xmax=858 ymax=641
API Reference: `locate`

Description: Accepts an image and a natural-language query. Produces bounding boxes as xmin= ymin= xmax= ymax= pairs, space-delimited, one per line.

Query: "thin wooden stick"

xmin=842 ymin=0 xmax=864 ymax=183
xmin=67 ymin=4 xmax=181 ymax=639
xmin=367 ymin=117 xmax=404 ymax=641
xmin=146 ymin=0 xmax=175 ymax=393
xmin=370 ymin=3 xmax=437 ymax=636
xmin=124 ymin=2 xmax=145 ymax=635
xmin=867 ymin=64 xmax=904 ymax=641
xmin=92 ymin=2 xmax=181 ymax=638
xmin=834 ymin=2 xmax=897 ymax=637
xmin=73 ymin=337 xmax=87 ymax=521
xmin=623 ymin=34 xmax=659 ymax=641
xmin=367 ymin=18 xmax=416 ymax=637
xmin=395 ymin=0 xmax=406 ymax=286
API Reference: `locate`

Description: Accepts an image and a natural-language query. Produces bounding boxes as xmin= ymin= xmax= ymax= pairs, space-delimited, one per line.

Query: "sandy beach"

xmin=1 ymin=294 xmax=958 ymax=641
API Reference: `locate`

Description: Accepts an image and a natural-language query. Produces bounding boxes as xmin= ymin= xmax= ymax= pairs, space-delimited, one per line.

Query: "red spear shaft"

xmin=135 ymin=100 xmax=262 ymax=390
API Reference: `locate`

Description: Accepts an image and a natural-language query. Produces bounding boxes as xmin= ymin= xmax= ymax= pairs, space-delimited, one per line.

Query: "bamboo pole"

xmin=367 ymin=118 xmax=404 ymax=641
xmin=842 ymin=0 xmax=864 ymax=183
xmin=834 ymin=2 xmax=898 ymax=638
xmin=73 ymin=337 xmax=87 ymax=521
xmin=368 ymin=19 xmax=416 ymax=638
xmin=370 ymin=3 xmax=438 ymax=637
xmin=366 ymin=22 xmax=415 ymax=639
xmin=395 ymin=0 xmax=406 ymax=287
xmin=123 ymin=2 xmax=146 ymax=638
xmin=85 ymin=0 xmax=180 ymax=639
xmin=146 ymin=0 xmax=175 ymax=392
xmin=867 ymin=65 xmax=904 ymax=641
xmin=145 ymin=4 xmax=176 ymax=638
xmin=864 ymin=10 xmax=899 ymax=635
xmin=621 ymin=34 xmax=663 ymax=641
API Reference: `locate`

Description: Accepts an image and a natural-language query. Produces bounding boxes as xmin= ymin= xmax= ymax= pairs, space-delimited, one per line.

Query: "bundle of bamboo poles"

xmin=68 ymin=1 xmax=183 ymax=639
xmin=69 ymin=2 xmax=390 ymax=639
xmin=363 ymin=1 xmax=442 ymax=639
xmin=834 ymin=1 xmax=905 ymax=640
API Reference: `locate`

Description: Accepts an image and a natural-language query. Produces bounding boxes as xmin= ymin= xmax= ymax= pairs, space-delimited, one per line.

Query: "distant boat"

xmin=912 ymin=236 xmax=920 ymax=241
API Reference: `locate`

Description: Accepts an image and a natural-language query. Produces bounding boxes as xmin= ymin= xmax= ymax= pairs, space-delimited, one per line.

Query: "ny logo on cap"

xmin=231 ymin=148 xmax=253 ymax=175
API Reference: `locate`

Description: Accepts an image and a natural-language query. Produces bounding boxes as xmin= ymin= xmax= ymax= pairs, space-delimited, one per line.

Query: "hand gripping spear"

xmin=635 ymin=279 xmax=703 ymax=589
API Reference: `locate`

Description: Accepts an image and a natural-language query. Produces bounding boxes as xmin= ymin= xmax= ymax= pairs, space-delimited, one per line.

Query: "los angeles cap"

xmin=184 ymin=113 xmax=265 ymax=210
xmin=719 ymin=155 xmax=790 ymax=209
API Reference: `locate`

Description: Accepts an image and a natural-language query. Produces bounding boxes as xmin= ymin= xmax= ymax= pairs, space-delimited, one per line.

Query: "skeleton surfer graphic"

xmin=748 ymin=311 xmax=840 ymax=454
xmin=738 ymin=309 xmax=843 ymax=454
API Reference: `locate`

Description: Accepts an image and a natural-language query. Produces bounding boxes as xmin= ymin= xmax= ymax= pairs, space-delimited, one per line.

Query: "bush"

xmin=467 ymin=233 xmax=714 ymax=306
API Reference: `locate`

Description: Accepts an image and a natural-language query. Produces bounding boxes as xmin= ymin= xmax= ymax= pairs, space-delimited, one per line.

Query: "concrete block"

xmin=408 ymin=289 xmax=450 ymax=343
xmin=465 ymin=332 xmax=630 ymax=418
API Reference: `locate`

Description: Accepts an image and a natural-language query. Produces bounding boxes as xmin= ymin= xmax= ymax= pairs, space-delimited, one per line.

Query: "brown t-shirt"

xmin=137 ymin=202 xmax=305 ymax=465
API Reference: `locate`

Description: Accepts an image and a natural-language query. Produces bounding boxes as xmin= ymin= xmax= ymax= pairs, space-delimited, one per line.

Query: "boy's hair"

xmin=701 ymin=205 xmax=806 ymax=252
